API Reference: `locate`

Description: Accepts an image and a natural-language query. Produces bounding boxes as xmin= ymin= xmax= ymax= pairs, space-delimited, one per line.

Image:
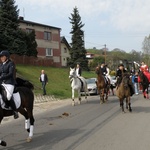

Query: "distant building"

xmin=19 ymin=17 xmax=70 ymax=67
xmin=60 ymin=36 xmax=71 ymax=67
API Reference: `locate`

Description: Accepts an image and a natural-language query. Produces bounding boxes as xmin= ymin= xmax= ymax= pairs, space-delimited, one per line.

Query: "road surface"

xmin=1 ymin=93 xmax=150 ymax=150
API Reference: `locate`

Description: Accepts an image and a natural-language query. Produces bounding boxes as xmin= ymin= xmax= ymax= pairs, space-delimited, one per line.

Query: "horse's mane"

xmin=16 ymin=77 xmax=34 ymax=90
xmin=122 ymin=73 xmax=130 ymax=78
xmin=95 ymin=66 xmax=102 ymax=75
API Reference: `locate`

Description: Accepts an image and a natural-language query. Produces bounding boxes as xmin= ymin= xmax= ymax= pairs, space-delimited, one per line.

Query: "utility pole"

xmin=104 ymin=44 xmax=106 ymax=64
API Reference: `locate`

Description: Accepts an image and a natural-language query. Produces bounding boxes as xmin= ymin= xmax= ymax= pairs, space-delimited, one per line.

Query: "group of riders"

xmin=97 ymin=61 xmax=150 ymax=96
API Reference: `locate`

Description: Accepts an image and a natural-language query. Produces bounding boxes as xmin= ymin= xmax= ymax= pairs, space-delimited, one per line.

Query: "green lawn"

xmin=16 ymin=64 xmax=96 ymax=99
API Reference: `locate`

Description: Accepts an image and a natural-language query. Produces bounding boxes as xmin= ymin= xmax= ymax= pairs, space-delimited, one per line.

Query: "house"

xmin=60 ymin=36 xmax=71 ymax=67
xmin=19 ymin=17 xmax=68 ymax=67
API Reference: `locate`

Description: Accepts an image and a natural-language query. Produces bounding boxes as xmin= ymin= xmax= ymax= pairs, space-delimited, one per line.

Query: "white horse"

xmin=69 ymin=68 xmax=89 ymax=106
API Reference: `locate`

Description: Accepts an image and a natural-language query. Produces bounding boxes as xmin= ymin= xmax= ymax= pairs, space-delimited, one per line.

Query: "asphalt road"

xmin=1 ymin=93 xmax=150 ymax=150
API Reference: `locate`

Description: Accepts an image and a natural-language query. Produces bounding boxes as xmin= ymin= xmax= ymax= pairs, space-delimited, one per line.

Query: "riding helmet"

xmin=0 ymin=50 xmax=10 ymax=58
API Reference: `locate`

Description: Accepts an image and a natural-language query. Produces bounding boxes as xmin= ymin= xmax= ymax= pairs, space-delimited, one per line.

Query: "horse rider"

xmin=140 ymin=61 xmax=149 ymax=72
xmin=0 ymin=50 xmax=19 ymax=119
xmin=100 ymin=62 xmax=109 ymax=84
xmin=116 ymin=64 xmax=134 ymax=96
xmin=75 ymin=64 xmax=82 ymax=77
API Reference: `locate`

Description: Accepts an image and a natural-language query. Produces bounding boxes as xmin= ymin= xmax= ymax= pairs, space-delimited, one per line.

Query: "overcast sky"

xmin=15 ymin=0 xmax=150 ymax=52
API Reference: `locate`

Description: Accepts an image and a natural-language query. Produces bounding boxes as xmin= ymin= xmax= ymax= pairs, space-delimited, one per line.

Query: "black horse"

xmin=138 ymin=71 xmax=149 ymax=99
xmin=0 ymin=77 xmax=35 ymax=147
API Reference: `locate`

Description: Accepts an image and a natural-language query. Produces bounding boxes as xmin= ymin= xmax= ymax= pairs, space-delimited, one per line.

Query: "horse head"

xmin=69 ymin=68 xmax=77 ymax=79
xmin=95 ymin=66 xmax=102 ymax=75
xmin=122 ymin=73 xmax=130 ymax=89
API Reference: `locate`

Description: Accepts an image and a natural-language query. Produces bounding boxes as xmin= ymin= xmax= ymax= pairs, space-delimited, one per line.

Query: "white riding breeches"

xmin=2 ymin=83 xmax=14 ymax=100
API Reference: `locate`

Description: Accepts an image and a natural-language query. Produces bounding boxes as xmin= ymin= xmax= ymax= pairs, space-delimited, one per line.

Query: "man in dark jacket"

xmin=39 ymin=70 xmax=48 ymax=95
xmin=0 ymin=50 xmax=19 ymax=119
xmin=100 ymin=62 xmax=109 ymax=84
xmin=116 ymin=64 xmax=127 ymax=84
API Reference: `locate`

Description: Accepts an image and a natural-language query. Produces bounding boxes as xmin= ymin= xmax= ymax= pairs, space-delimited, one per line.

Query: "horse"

xmin=138 ymin=71 xmax=150 ymax=99
xmin=116 ymin=73 xmax=132 ymax=113
xmin=69 ymin=68 xmax=89 ymax=106
xmin=95 ymin=66 xmax=110 ymax=104
xmin=0 ymin=77 xmax=35 ymax=147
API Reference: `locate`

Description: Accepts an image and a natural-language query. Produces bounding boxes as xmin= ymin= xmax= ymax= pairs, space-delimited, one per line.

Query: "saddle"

xmin=0 ymin=85 xmax=21 ymax=110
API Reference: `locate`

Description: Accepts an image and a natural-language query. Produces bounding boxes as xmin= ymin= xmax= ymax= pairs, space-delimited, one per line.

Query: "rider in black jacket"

xmin=0 ymin=50 xmax=19 ymax=119
xmin=116 ymin=64 xmax=134 ymax=96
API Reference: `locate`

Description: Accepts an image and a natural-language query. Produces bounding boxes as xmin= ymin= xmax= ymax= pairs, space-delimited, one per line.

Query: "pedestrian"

xmin=0 ymin=50 xmax=19 ymax=119
xmin=39 ymin=70 xmax=48 ymax=95
xmin=132 ymin=72 xmax=139 ymax=95
xmin=75 ymin=64 xmax=82 ymax=77
xmin=130 ymin=67 xmax=135 ymax=76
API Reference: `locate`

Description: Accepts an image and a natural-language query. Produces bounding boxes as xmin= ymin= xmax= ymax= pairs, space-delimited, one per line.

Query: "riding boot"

xmin=9 ymin=98 xmax=19 ymax=119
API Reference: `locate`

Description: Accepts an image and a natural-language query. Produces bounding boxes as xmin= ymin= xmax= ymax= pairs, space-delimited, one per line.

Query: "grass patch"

xmin=16 ymin=64 xmax=96 ymax=99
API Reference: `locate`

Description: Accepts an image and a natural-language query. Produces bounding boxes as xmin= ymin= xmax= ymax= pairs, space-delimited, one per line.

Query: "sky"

xmin=15 ymin=0 xmax=150 ymax=52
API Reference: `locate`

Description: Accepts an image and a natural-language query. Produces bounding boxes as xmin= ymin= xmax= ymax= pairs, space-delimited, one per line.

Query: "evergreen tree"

xmin=68 ymin=7 xmax=88 ymax=70
xmin=25 ymin=30 xmax=38 ymax=57
xmin=0 ymin=0 xmax=37 ymax=56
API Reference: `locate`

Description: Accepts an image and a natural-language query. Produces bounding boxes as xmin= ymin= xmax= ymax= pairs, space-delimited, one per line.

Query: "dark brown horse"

xmin=138 ymin=71 xmax=149 ymax=99
xmin=116 ymin=73 xmax=132 ymax=113
xmin=95 ymin=66 xmax=110 ymax=104
xmin=0 ymin=77 xmax=35 ymax=147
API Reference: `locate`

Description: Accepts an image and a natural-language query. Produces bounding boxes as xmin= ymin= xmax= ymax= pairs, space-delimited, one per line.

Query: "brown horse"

xmin=116 ymin=74 xmax=132 ymax=113
xmin=95 ymin=66 xmax=110 ymax=104
xmin=0 ymin=77 xmax=35 ymax=147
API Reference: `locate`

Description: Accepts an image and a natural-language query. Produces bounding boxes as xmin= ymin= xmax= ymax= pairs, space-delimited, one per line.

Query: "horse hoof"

xmin=72 ymin=102 xmax=75 ymax=106
xmin=26 ymin=137 xmax=32 ymax=142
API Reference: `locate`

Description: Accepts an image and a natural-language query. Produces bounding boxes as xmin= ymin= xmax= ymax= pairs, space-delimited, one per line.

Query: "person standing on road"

xmin=132 ymin=72 xmax=139 ymax=95
xmin=39 ymin=70 xmax=48 ymax=95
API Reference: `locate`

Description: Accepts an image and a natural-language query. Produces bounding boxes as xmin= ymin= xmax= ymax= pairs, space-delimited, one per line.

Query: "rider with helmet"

xmin=116 ymin=64 xmax=134 ymax=96
xmin=100 ymin=62 xmax=109 ymax=84
xmin=0 ymin=50 xmax=19 ymax=119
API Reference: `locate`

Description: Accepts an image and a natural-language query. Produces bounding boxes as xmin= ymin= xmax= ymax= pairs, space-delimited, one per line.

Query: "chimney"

xmin=19 ymin=16 xmax=24 ymax=20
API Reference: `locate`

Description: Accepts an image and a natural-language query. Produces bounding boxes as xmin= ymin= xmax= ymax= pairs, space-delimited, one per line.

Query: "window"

xmin=26 ymin=28 xmax=34 ymax=34
xmin=64 ymin=48 xmax=67 ymax=53
xmin=46 ymin=48 xmax=53 ymax=56
xmin=44 ymin=31 xmax=51 ymax=40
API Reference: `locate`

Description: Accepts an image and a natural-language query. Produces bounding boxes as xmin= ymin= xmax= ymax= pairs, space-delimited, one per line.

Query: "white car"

xmin=81 ymin=78 xmax=98 ymax=95
xmin=110 ymin=76 xmax=117 ymax=87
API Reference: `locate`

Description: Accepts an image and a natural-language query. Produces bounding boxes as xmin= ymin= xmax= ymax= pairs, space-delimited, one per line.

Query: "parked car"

xmin=110 ymin=76 xmax=117 ymax=87
xmin=81 ymin=78 xmax=98 ymax=95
